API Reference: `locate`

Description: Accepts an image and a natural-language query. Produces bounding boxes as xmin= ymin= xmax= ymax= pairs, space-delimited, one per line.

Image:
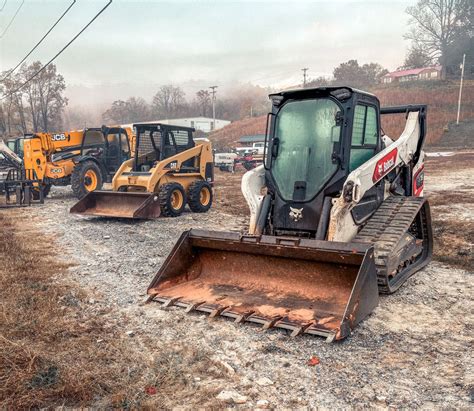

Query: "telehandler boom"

xmin=146 ymin=87 xmax=433 ymax=341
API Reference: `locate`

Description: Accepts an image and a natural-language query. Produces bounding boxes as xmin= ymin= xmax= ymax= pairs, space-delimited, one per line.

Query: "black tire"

xmin=71 ymin=160 xmax=103 ymax=199
xmin=31 ymin=183 xmax=51 ymax=200
xmin=187 ymin=180 xmax=213 ymax=213
xmin=159 ymin=182 xmax=186 ymax=217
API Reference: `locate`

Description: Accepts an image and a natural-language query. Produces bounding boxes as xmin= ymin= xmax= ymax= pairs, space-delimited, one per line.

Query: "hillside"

xmin=209 ymin=81 xmax=474 ymax=148
xmin=208 ymin=115 xmax=267 ymax=149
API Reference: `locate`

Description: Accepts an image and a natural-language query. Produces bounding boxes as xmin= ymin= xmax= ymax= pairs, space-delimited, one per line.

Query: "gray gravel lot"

xmin=4 ymin=163 xmax=473 ymax=408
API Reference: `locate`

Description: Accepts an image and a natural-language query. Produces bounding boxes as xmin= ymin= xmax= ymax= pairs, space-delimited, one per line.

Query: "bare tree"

xmin=0 ymin=73 xmax=28 ymax=135
xmin=102 ymin=97 xmax=151 ymax=124
xmin=19 ymin=62 xmax=67 ymax=132
xmin=405 ymin=0 xmax=470 ymax=78
xmin=195 ymin=89 xmax=211 ymax=117
xmin=152 ymin=85 xmax=186 ymax=119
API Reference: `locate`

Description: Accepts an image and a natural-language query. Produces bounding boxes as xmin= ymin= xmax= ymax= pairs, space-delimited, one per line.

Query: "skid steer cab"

xmin=70 ymin=123 xmax=214 ymax=219
xmin=147 ymin=86 xmax=433 ymax=341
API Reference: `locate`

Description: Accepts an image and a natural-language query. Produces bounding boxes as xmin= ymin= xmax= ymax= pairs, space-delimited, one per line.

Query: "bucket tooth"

xmin=147 ymin=229 xmax=379 ymax=341
xmin=228 ymin=310 xmax=255 ymax=323
xmin=209 ymin=305 xmax=230 ymax=318
xmin=162 ymin=296 xmax=182 ymax=308
xmin=185 ymin=301 xmax=205 ymax=313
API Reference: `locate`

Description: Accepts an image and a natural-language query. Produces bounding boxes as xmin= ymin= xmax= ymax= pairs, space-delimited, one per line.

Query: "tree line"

xmin=102 ymin=83 xmax=271 ymax=125
xmin=0 ymin=62 xmax=67 ymax=137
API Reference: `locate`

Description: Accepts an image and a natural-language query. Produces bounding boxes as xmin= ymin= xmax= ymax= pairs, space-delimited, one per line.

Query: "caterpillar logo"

xmin=51 ymin=133 xmax=67 ymax=142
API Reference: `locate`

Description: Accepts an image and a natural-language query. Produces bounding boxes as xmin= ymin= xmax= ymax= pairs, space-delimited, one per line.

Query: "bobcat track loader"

xmin=146 ymin=87 xmax=433 ymax=341
xmin=70 ymin=123 xmax=214 ymax=219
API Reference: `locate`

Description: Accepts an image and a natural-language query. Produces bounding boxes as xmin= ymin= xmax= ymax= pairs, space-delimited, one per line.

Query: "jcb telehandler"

xmin=20 ymin=126 xmax=134 ymax=199
xmin=70 ymin=123 xmax=214 ymax=219
xmin=146 ymin=87 xmax=433 ymax=342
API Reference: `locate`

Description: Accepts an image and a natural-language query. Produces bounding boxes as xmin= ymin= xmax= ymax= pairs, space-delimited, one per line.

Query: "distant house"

xmin=123 ymin=117 xmax=231 ymax=133
xmin=382 ymin=66 xmax=442 ymax=84
xmin=239 ymin=134 xmax=265 ymax=146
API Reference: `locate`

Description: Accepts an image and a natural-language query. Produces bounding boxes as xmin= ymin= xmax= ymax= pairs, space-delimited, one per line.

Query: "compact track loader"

xmin=146 ymin=87 xmax=433 ymax=341
xmin=70 ymin=123 xmax=214 ymax=219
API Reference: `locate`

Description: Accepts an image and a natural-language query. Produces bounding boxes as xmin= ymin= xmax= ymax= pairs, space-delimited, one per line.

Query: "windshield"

xmin=272 ymin=98 xmax=341 ymax=201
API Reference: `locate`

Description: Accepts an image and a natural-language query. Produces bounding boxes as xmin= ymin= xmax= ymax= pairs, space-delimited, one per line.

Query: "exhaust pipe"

xmin=70 ymin=191 xmax=161 ymax=219
xmin=147 ymin=229 xmax=379 ymax=341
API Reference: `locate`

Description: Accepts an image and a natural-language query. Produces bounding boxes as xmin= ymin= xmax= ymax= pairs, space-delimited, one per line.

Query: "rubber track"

xmin=354 ymin=196 xmax=426 ymax=294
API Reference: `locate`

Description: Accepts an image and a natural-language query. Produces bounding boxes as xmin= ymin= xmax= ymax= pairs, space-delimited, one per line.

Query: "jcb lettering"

xmin=51 ymin=133 xmax=67 ymax=142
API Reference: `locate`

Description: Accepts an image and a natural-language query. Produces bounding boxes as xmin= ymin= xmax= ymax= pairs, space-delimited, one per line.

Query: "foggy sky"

xmin=0 ymin=0 xmax=413 ymax=106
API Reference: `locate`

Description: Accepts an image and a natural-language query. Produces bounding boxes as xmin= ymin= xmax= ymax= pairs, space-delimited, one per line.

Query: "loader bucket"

xmin=147 ymin=230 xmax=379 ymax=341
xmin=70 ymin=191 xmax=161 ymax=219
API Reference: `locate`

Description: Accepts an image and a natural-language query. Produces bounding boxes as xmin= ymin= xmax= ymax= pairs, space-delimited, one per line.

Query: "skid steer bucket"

xmin=147 ymin=229 xmax=379 ymax=341
xmin=70 ymin=191 xmax=161 ymax=219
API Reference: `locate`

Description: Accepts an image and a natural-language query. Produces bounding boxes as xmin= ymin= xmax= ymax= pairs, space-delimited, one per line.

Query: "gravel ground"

xmin=3 ymin=156 xmax=473 ymax=408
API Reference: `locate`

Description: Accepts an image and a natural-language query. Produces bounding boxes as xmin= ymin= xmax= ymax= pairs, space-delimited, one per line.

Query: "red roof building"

xmin=382 ymin=66 xmax=442 ymax=83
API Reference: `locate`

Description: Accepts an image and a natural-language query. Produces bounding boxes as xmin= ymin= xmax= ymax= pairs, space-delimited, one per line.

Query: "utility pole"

xmin=209 ymin=85 xmax=218 ymax=130
xmin=301 ymin=68 xmax=309 ymax=88
xmin=456 ymin=53 xmax=466 ymax=125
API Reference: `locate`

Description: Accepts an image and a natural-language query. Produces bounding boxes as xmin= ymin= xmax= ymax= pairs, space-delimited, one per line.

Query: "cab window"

xmin=349 ymin=105 xmax=378 ymax=171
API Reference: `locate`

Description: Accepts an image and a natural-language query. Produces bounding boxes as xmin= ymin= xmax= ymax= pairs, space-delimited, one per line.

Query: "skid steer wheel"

xmin=188 ymin=180 xmax=213 ymax=213
xmin=71 ymin=160 xmax=103 ymax=199
xmin=159 ymin=182 xmax=186 ymax=217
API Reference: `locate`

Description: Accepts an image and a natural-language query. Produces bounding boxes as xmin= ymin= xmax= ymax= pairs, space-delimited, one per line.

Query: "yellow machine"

xmin=70 ymin=123 xmax=214 ymax=219
xmin=22 ymin=126 xmax=135 ymax=198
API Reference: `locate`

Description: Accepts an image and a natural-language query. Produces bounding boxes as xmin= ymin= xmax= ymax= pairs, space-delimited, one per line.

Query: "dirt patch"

xmin=214 ymin=168 xmax=248 ymax=217
xmin=0 ymin=214 xmax=228 ymax=409
xmin=432 ymin=218 xmax=473 ymax=269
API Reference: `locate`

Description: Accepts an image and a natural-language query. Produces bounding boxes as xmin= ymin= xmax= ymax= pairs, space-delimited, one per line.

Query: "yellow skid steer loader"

xmin=70 ymin=123 xmax=214 ymax=219
xmin=146 ymin=87 xmax=433 ymax=341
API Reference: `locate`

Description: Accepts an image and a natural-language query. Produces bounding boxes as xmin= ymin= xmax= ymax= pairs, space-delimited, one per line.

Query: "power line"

xmin=1 ymin=0 xmax=76 ymax=82
xmin=1 ymin=0 xmax=113 ymax=101
xmin=0 ymin=1 xmax=7 ymax=12
xmin=0 ymin=0 xmax=24 ymax=39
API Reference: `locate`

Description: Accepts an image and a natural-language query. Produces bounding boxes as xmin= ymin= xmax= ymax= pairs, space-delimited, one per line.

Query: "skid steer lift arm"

xmin=329 ymin=105 xmax=427 ymax=241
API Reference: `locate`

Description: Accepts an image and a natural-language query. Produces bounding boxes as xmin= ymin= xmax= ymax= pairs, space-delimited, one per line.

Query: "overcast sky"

xmin=0 ymin=0 xmax=413 ymax=105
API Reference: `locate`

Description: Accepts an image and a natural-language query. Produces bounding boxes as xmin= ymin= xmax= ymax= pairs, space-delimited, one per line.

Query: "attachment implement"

xmin=147 ymin=229 xmax=379 ymax=341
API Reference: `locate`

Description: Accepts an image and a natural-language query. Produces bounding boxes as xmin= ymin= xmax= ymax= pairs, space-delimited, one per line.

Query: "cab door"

xmin=349 ymin=104 xmax=384 ymax=224
xmin=104 ymin=128 xmax=130 ymax=174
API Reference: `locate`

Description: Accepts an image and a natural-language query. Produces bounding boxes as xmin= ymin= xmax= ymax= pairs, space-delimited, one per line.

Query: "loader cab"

xmin=6 ymin=136 xmax=25 ymax=158
xmin=265 ymin=86 xmax=383 ymax=237
xmin=80 ymin=127 xmax=131 ymax=174
xmin=132 ymin=123 xmax=195 ymax=172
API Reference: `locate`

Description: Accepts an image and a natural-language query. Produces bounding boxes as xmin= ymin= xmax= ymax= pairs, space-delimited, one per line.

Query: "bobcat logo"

xmin=289 ymin=207 xmax=303 ymax=222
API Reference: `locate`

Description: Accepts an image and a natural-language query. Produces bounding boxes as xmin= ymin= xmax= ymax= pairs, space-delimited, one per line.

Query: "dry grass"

xmin=0 ymin=214 xmax=228 ymax=409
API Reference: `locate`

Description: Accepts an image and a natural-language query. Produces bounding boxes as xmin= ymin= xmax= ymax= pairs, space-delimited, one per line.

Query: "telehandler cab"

xmin=146 ymin=87 xmax=433 ymax=341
